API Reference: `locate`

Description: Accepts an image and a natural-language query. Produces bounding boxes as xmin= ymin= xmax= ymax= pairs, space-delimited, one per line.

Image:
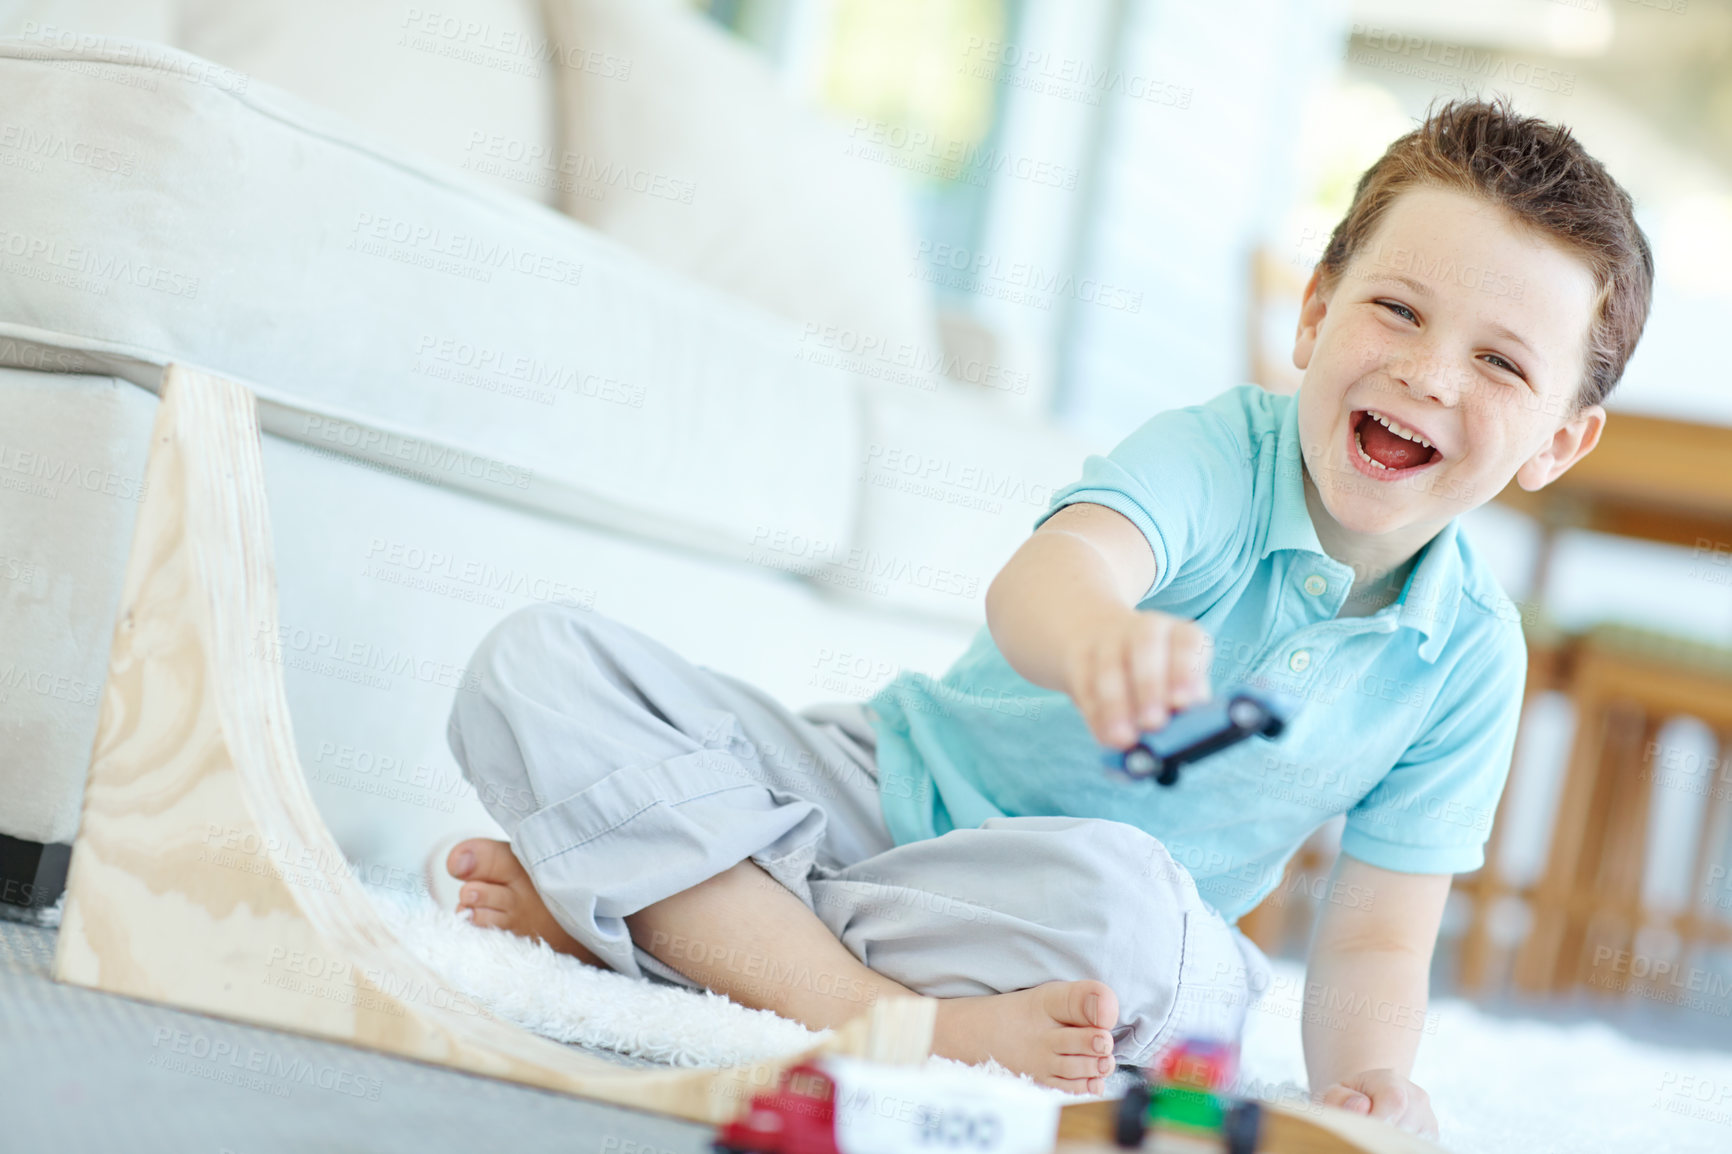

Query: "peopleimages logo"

xmin=746 ymin=526 xmax=980 ymax=600
xmin=347 ymin=212 xmax=584 ymax=288
xmin=398 ymin=7 xmax=633 ymax=80
xmin=957 ymin=36 xmax=1193 ymax=109
xmin=17 ymin=23 xmax=251 ymax=92
xmin=300 ymin=415 xmax=533 ymax=491
xmin=0 ymin=123 xmax=135 ymax=175
xmin=1348 ymin=24 xmax=1576 ymax=94
xmin=914 ymin=241 xmax=1143 ymax=313
xmin=461 ymin=132 xmax=695 ymax=204
xmin=845 ymin=119 xmax=1080 ymax=190
xmin=148 ymin=1026 xmax=383 ymax=1100
xmin=0 ymin=226 xmax=199 ymax=298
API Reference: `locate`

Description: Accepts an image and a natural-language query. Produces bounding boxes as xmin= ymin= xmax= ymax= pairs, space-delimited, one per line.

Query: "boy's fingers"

xmin=1320 ymin=1084 xmax=1370 ymax=1112
xmin=1092 ymin=652 xmax=1137 ymax=747
xmin=1168 ymin=622 xmax=1213 ymax=705
xmin=1067 ymin=650 xmax=1116 ymax=747
xmin=1126 ymin=630 xmax=1169 ymax=730
xmin=1167 ymin=646 xmax=1207 ymax=710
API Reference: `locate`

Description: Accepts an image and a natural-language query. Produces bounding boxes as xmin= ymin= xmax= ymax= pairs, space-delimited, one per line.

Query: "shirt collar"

xmin=1260 ymin=394 xmax=1329 ymax=560
xmin=1394 ymin=520 xmax=1466 ymax=662
xmin=1261 ymin=391 xmax=1465 ymax=662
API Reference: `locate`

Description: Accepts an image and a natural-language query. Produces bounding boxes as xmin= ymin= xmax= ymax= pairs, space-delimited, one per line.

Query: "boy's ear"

xmin=1292 ymin=267 xmax=1330 ymax=371
xmin=1516 ymin=402 xmax=1605 ymax=491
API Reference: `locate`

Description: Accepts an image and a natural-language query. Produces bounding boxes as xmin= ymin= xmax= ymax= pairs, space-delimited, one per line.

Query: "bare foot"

xmin=446 ymin=838 xmax=602 ymax=967
xmin=932 ymin=980 xmax=1120 ymax=1095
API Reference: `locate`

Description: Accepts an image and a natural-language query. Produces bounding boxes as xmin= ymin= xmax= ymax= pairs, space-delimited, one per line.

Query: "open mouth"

xmin=1349 ymin=409 xmax=1442 ymax=477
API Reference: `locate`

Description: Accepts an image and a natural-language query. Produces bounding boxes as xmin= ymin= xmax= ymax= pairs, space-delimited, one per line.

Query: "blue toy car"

xmin=1103 ymin=688 xmax=1299 ymax=786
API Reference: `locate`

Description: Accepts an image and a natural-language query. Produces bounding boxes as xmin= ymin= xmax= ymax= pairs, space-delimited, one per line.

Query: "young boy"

xmin=440 ymin=98 xmax=1651 ymax=1139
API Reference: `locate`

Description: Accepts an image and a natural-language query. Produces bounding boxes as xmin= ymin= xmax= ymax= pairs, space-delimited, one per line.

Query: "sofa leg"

xmin=0 ymin=832 xmax=70 ymax=914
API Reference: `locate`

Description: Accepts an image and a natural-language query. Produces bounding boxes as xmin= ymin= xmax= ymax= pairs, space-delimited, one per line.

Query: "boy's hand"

xmin=1318 ymin=1069 xmax=1438 ymax=1139
xmin=1062 ymin=608 xmax=1212 ymax=748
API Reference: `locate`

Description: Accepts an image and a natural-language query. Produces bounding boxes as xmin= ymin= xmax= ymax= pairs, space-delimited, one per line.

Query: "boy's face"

xmin=1292 ymin=185 xmax=1605 ymax=546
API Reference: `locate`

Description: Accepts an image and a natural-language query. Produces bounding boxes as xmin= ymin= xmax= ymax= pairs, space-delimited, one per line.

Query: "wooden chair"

xmin=1453 ymin=412 xmax=1732 ymax=998
xmin=1511 ymin=626 xmax=1732 ymax=995
xmin=1448 ymin=622 xmax=1577 ymax=992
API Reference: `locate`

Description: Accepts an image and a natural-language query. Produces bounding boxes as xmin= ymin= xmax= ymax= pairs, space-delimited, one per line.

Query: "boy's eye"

xmin=1480 ymin=353 xmax=1526 ymax=380
xmin=1377 ymin=300 xmax=1417 ymax=323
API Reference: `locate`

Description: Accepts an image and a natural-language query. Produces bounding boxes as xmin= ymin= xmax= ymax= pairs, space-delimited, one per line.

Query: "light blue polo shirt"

xmin=866 ymin=384 xmax=1528 ymax=923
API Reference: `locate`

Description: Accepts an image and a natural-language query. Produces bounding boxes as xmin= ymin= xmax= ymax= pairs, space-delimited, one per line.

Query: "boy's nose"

xmin=1391 ymin=355 xmax=1462 ymax=407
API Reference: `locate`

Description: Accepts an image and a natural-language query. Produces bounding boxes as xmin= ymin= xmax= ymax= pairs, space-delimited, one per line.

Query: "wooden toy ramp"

xmin=51 ymin=364 xmax=1443 ymax=1153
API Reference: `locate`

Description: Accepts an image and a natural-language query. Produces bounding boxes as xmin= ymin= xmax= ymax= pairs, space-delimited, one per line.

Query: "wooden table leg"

xmin=1514 ymin=673 xmax=1610 ymax=993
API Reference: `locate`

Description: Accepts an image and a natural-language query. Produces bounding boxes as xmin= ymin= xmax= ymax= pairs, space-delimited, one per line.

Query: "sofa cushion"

xmin=542 ymin=0 xmax=944 ymax=374
xmin=0 ymin=35 xmax=859 ymax=563
xmin=255 ymin=417 xmax=977 ymax=869
xmin=175 ymin=0 xmax=559 ymax=207
xmin=0 ymin=364 xmax=978 ymax=866
xmin=814 ymin=385 xmax=1101 ymax=623
xmin=3 ymin=0 xmax=172 ymax=43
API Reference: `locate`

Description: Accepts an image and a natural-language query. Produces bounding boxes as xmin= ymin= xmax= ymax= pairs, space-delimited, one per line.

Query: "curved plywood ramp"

xmin=50 ymin=363 xmax=935 ymax=1125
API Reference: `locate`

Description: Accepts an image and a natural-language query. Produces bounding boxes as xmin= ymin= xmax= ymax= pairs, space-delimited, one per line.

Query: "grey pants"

xmin=446 ymin=599 xmax=1272 ymax=1065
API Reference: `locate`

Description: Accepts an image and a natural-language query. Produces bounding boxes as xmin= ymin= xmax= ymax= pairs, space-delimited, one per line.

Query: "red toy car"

xmin=714 ymin=1063 xmax=841 ymax=1154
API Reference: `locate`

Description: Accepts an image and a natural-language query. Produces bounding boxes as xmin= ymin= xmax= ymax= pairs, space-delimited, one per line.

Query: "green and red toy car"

xmin=1114 ymin=1038 xmax=1261 ymax=1153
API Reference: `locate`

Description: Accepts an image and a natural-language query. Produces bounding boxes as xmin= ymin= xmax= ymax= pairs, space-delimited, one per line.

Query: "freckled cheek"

xmin=1456 ymin=385 xmax=1493 ymax=419
xmin=1455 ymin=416 xmax=1513 ymax=467
xmin=1335 ymin=327 xmax=1391 ymax=371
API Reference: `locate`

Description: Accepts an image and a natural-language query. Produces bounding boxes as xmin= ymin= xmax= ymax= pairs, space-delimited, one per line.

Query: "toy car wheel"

xmin=1222 ymin=1098 xmax=1262 ymax=1154
xmin=1227 ymin=696 xmax=1266 ymax=732
xmin=1123 ymin=746 xmax=1160 ymax=779
xmin=1114 ymin=1081 xmax=1151 ymax=1148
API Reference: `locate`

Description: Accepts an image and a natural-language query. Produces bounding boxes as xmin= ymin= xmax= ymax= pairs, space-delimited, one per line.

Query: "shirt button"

xmin=1302 ymin=575 xmax=1328 ymax=596
xmin=1288 ymin=649 xmax=1312 ymax=673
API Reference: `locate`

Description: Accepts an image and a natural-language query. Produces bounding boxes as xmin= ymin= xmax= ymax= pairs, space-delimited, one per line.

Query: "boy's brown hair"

xmin=1317 ymin=96 xmax=1653 ymax=410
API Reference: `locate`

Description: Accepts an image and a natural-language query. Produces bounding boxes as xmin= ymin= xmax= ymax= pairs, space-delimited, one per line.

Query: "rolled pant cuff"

xmin=511 ymin=748 xmax=830 ymax=980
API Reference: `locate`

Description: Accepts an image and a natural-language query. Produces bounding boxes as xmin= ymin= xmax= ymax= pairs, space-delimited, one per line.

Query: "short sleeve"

xmin=1031 ymin=396 xmax=1255 ymax=602
xmin=1340 ymin=626 xmax=1527 ymax=875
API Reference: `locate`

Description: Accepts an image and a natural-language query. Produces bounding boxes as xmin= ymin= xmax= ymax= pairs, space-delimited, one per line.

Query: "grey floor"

xmin=0 ymin=919 xmax=716 ymax=1154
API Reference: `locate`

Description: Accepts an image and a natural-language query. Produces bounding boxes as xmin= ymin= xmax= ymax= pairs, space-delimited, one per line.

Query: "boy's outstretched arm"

xmin=985 ymin=502 xmax=1212 ymax=747
xmin=1303 ymin=853 xmax=1452 ymax=1139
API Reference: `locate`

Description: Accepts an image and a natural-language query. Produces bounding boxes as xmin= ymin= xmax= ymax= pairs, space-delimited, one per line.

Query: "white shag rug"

xmin=368 ymin=886 xmax=1732 ymax=1152
xmin=1237 ymin=959 xmax=1732 ymax=1154
xmin=366 ymin=886 xmax=1086 ymax=1102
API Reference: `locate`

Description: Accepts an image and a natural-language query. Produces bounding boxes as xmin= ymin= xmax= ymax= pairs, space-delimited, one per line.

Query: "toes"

xmin=1048 ymin=979 xmax=1120 ymax=1030
xmin=1050 ymin=1054 xmax=1116 ymax=1082
xmin=458 ymin=880 xmax=514 ymax=915
xmin=448 ymin=837 xmax=523 ymax=885
xmin=466 ymin=907 xmax=512 ymax=931
xmin=1042 ymin=1073 xmax=1107 ymax=1097
xmin=1053 ymin=1025 xmax=1115 ymax=1058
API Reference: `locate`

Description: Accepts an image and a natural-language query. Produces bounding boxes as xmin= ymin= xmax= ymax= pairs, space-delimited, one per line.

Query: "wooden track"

xmin=51 ymin=363 xmax=1445 ymax=1152
xmin=1056 ymin=1098 xmax=1447 ymax=1154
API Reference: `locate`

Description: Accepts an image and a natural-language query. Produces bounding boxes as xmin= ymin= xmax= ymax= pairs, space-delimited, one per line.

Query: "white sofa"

xmin=0 ymin=15 xmax=1097 ymax=895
